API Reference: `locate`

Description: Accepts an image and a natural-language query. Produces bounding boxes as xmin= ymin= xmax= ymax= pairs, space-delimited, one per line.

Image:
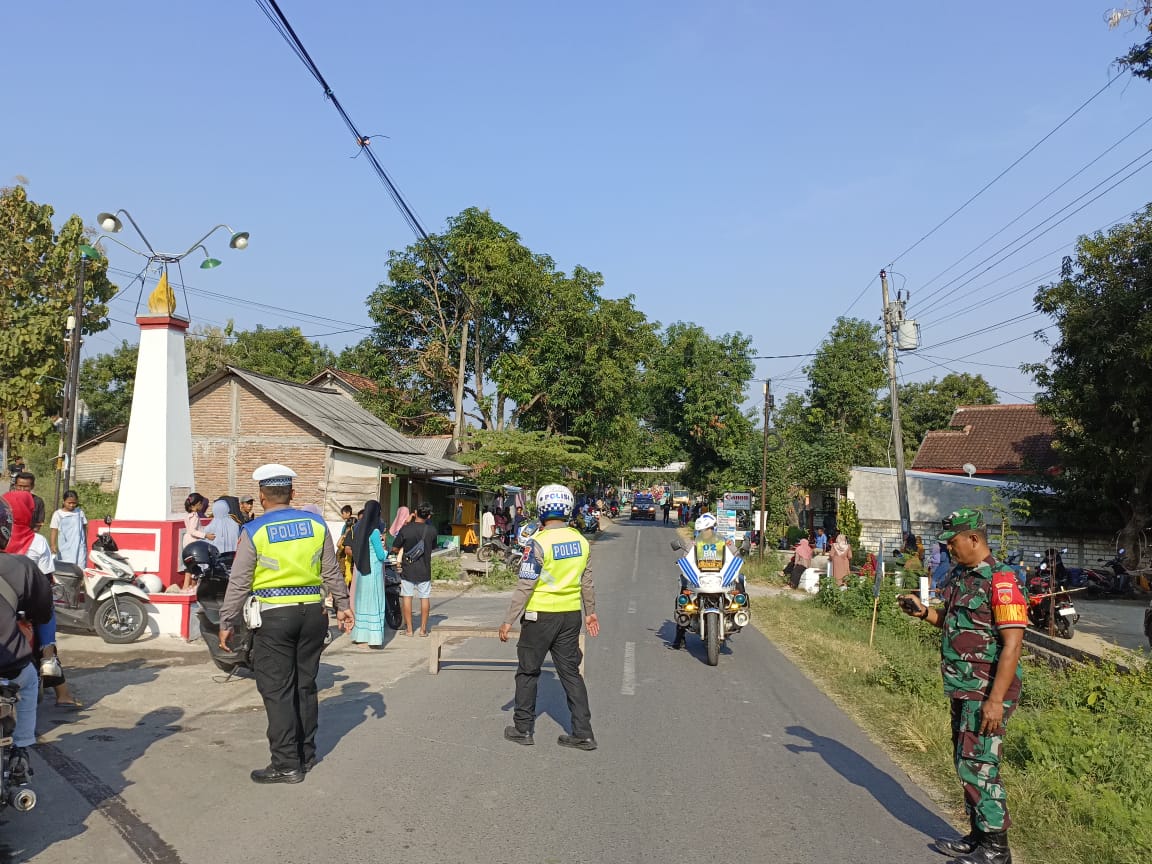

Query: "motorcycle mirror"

xmin=103 ymin=515 xmax=112 ymax=526
xmin=670 ymin=540 xmax=686 ymax=551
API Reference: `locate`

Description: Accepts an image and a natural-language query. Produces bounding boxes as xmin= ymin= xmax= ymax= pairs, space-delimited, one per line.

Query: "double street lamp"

xmin=55 ymin=210 xmax=249 ymax=500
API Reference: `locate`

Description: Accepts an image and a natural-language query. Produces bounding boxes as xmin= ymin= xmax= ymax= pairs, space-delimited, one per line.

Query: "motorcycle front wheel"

xmin=476 ymin=543 xmax=493 ymax=563
xmin=1056 ymin=616 xmax=1074 ymax=639
xmin=385 ymin=593 xmax=403 ymax=630
xmin=94 ymin=596 xmax=148 ymax=644
xmin=705 ymin=615 xmax=720 ymax=666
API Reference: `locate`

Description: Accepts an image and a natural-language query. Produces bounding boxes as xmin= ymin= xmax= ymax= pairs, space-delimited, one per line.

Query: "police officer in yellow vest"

xmin=220 ymin=464 xmax=353 ymax=784
xmin=499 ymin=484 xmax=599 ymax=750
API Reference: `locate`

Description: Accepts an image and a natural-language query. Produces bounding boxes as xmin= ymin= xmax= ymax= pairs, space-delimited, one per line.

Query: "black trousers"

xmin=252 ymin=603 xmax=327 ymax=770
xmin=514 ymin=610 xmax=592 ymax=738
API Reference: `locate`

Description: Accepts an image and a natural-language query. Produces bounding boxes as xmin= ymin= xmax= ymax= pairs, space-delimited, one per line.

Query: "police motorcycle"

xmin=670 ymin=515 xmax=750 ymax=666
xmin=185 ymin=541 xmax=252 ymax=674
xmin=0 ymin=678 xmax=36 ymax=814
xmin=51 ymin=515 xmax=156 ymax=644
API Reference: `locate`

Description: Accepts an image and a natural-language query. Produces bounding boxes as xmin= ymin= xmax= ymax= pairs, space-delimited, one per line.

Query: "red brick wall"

xmin=191 ymin=376 xmax=330 ymax=505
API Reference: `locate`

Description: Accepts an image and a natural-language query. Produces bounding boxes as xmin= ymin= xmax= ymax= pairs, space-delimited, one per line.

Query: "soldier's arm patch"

xmin=991 ymin=572 xmax=1027 ymax=628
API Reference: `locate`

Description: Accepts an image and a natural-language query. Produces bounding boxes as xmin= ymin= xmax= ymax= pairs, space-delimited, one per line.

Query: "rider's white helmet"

xmin=536 ymin=484 xmax=575 ymax=521
xmin=694 ymin=513 xmax=717 ymax=532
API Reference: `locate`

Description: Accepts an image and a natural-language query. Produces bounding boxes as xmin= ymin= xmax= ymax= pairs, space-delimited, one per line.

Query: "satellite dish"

xmin=962 ymin=463 xmax=977 ymax=478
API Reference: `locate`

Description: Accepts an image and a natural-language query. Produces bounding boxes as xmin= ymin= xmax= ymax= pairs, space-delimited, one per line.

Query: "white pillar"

xmin=115 ymin=314 xmax=195 ymax=521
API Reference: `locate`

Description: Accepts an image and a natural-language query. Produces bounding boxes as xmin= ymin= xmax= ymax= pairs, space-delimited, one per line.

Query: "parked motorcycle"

xmin=52 ymin=515 xmax=155 ymax=644
xmin=580 ymin=510 xmax=601 ymax=535
xmin=1026 ymin=561 xmax=1079 ymax=638
xmin=0 ymin=679 xmax=35 ymax=814
xmin=476 ymin=535 xmax=522 ymax=567
xmin=383 ymin=559 xmax=403 ymax=630
xmin=187 ymin=541 xmax=251 ymax=675
xmin=670 ymin=538 xmax=749 ymax=666
xmin=1085 ymin=549 xmax=1135 ymax=599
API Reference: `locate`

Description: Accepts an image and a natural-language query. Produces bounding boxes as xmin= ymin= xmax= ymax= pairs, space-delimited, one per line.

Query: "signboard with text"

xmin=722 ymin=492 xmax=752 ymax=511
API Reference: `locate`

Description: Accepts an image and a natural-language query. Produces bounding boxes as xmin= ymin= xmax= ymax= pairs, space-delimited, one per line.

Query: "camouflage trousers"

xmin=950 ymin=698 xmax=1015 ymax=832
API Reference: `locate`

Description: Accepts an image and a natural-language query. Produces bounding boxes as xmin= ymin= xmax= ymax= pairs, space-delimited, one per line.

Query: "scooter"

xmin=580 ymin=510 xmax=601 ymax=535
xmin=476 ymin=535 xmax=521 ymax=567
xmin=1085 ymin=550 xmax=1135 ymax=598
xmin=0 ymin=678 xmax=36 ymax=814
xmin=187 ymin=541 xmax=252 ymax=675
xmin=51 ymin=515 xmax=154 ymax=644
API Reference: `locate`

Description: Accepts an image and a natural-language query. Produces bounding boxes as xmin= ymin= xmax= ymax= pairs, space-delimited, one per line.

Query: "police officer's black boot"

xmin=934 ymin=812 xmax=980 ymax=857
xmin=670 ymin=626 xmax=686 ymax=650
xmin=954 ymin=831 xmax=1011 ymax=864
xmin=504 ymin=725 xmax=534 ymax=745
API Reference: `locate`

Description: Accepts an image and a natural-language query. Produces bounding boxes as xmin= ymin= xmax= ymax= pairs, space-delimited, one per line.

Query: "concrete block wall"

xmin=860 ymin=518 xmax=1117 ymax=567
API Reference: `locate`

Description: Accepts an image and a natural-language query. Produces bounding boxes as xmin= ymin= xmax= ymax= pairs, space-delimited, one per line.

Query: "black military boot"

xmin=934 ymin=813 xmax=980 ymax=857
xmin=954 ymin=831 xmax=1011 ymax=864
xmin=670 ymin=627 xmax=686 ymax=650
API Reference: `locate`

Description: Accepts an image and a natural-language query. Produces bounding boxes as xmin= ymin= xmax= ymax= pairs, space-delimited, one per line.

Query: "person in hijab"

xmin=388 ymin=506 xmax=411 ymax=545
xmin=209 ymin=499 xmax=240 ymax=555
xmin=790 ymin=537 xmax=813 ymax=589
xmin=2 ymin=490 xmax=79 ymax=708
xmin=350 ymin=500 xmax=387 ymax=646
xmin=830 ymin=533 xmax=852 ymax=586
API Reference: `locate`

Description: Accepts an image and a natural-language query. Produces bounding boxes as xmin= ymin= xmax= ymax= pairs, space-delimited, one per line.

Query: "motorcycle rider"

xmin=0 ymin=498 xmax=54 ymax=786
xmin=670 ymin=513 xmax=744 ymax=650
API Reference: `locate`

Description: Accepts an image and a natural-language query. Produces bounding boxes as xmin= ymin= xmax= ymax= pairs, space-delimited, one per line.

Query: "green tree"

xmin=1109 ymin=4 xmax=1152 ymax=80
xmin=456 ymin=428 xmax=599 ymax=491
xmin=359 ymin=208 xmax=552 ymax=436
xmin=0 ymin=185 xmax=117 ymax=441
xmin=644 ymin=323 xmax=755 ymax=493
xmin=79 ymin=323 xmax=334 ymax=436
xmin=892 ymin=372 xmax=998 ymax=461
xmin=1027 ymin=206 xmax=1152 ymax=566
xmin=780 ymin=317 xmax=887 ymax=490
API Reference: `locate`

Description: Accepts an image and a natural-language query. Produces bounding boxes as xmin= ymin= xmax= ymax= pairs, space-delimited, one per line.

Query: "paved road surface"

xmin=8 ymin=520 xmax=955 ymax=863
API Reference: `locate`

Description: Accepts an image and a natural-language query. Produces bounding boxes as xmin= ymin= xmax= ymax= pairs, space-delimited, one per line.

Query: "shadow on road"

xmin=654 ymin=619 xmax=734 ymax=663
xmin=498 ymin=670 xmax=583 ymax=735
xmin=62 ymin=658 xmax=161 ymax=711
xmin=784 ymin=725 xmax=952 ymax=839
xmin=3 ymin=708 xmax=186 ymax=864
xmin=314 ymin=680 xmax=386 ymax=767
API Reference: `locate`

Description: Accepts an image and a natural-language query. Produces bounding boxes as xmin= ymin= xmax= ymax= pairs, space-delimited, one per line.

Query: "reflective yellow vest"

xmin=247 ymin=508 xmax=326 ymax=604
xmin=526 ymin=525 xmax=589 ymax=614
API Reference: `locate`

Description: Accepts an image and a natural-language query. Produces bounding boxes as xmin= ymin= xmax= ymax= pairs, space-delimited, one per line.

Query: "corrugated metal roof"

xmin=345 ymin=448 xmax=469 ymax=475
xmin=224 ymin=367 xmax=420 ymax=454
xmin=408 ymin=436 xmax=455 ymax=459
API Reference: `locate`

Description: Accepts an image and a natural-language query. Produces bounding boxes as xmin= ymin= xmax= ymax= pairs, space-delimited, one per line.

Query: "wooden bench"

xmin=429 ymin=625 xmax=585 ymax=676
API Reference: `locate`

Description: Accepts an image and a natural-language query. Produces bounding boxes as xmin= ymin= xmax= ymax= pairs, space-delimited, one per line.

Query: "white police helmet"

xmin=536 ymin=484 xmax=575 ymax=521
xmin=137 ymin=574 xmax=164 ymax=594
xmin=694 ymin=513 xmax=717 ymax=532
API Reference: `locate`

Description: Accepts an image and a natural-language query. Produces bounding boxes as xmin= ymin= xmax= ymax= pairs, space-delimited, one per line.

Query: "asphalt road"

xmin=6 ymin=520 xmax=956 ymax=863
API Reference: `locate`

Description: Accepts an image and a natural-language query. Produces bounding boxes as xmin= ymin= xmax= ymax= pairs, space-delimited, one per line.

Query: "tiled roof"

xmin=911 ymin=404 xmax=1057 ymax=475
xmin=304 ymin=367 xmax=379 ymax=394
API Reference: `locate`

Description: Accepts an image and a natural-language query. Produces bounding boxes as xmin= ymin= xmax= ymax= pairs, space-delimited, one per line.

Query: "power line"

xmin=911 ymin=114 xmax=1152 ymax=298
xmin=885 ymin=72 xmax=1122 ymax=268
xmin=911 ymin=148 xmax=1152 ymax=312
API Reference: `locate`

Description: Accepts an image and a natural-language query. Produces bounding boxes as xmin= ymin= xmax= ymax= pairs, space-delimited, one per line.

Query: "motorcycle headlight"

xmin=733 ymin=593 xmax=747 ymax=606
xmin=676 ymin=594 xmax=690 ymax=607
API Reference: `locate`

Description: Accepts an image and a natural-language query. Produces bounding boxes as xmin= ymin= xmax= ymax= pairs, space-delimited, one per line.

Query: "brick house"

xmin=304 ymin=367 xmax=379 ymax=399
xmin=76 ymin=366 xmax=468 ymax=528
xmin=911 ymin=404 xmax=1058 ymax=481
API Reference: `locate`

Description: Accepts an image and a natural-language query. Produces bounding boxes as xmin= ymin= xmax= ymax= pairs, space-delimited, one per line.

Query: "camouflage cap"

xmin=938 ymin=508 xmax=985 ymax=541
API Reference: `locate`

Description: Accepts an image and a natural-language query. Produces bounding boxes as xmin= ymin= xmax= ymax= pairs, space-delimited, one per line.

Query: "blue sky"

xmin=3 ymin=1 xmax=1149 ymax=407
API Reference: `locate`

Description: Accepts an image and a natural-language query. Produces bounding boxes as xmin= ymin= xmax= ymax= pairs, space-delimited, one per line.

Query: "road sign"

xmin=722 ymin=492 xmax=751 ymax=510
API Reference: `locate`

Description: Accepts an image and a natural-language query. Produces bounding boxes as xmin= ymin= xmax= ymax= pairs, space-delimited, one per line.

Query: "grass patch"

xmin=758 ymin=579 xmax=1152 ymax=864
xmin=740 ymin=551 xmax=790 ymax=586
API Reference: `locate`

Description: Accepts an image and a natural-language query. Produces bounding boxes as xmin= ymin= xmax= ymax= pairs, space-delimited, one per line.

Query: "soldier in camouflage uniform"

xmin=899 ymin=509 xmax=1025 ymax=864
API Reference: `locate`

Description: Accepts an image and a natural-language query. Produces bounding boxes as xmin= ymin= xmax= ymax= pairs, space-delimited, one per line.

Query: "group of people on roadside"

xmin=180 ymin=492 xmax=257 ymax=591
xmin=335 ymin=501 xmax=438 ymax=643
xmin=480 ymin=504 xmax=526 ymax=547
xmin=787 ymin=527 xmax=853 ymax=587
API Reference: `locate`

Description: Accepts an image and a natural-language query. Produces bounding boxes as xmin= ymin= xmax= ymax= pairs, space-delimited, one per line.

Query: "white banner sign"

xmin=722 ymin=492 xmax=752 ymax=510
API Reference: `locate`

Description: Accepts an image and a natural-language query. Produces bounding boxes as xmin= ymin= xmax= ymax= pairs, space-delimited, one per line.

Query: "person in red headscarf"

xmin=1 ymin=490 xmax=80 ymax=708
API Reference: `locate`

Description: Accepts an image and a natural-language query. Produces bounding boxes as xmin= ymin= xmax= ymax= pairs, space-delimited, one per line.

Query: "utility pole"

xmin=57 ymin=250 xmax=89 ymax=502
xmin=880 ymin=269 xmax=911 ymax=539
xmin=759 ymin=379 xmax=771 ymax=559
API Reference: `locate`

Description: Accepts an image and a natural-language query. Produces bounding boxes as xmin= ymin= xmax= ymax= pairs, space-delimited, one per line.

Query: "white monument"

xmin=115 ymin=271 xmax=196 ymax=521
